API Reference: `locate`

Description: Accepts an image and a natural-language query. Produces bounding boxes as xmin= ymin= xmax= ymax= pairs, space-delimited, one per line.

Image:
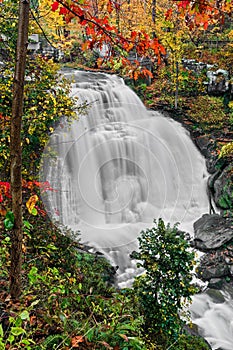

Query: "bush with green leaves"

xmin=132 ymin=218 xmax=197 ymax=346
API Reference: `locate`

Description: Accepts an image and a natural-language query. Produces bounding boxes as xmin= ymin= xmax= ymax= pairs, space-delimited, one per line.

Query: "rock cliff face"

xmin=191 ymin=135 xmax=232 ymax=288
xmin=191 ymin=134 xmax=233 ymax=288
xmin=164 ymin=97 xmax=232 ymax=289
xmin=190 ymin=125 xmax=233 ymax=288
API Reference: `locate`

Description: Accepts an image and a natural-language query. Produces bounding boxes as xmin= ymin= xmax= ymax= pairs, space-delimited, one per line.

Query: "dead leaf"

xmin=71 ymin=335 xmax=84 ymax=347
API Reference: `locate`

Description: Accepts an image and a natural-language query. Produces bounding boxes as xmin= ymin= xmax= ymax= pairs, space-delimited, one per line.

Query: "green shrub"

xmin=132 ymin=218 xmax=197 ymax=346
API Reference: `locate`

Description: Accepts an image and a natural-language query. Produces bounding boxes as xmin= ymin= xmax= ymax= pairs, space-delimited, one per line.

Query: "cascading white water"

xmin=189 ymin=287 xmax=233 ymax=350
xmin=40 ymin=70 xmax=233 ymax=349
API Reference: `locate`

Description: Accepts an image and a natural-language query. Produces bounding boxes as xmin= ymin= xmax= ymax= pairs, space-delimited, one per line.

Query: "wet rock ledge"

xmin=192 ymin=214 xmax=233 ymax=289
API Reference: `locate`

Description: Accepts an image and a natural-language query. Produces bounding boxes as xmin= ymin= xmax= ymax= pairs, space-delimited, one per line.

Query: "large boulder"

xmin=195 ymin=135 xmax=214 ymax=159
xmin=196 ymin=245 xmax=233 ymax=284
xmin=196 ymin=259 xmax=230 ymax=281
xmin=192 ymin=214 xmax=233 ymax=251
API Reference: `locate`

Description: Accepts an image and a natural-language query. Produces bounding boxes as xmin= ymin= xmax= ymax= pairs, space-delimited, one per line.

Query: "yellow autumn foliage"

xmin=33 ymin=0 xmax=67 ymax=48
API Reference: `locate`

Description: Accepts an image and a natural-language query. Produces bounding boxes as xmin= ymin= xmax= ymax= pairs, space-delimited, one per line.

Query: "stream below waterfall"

xmin=40 ymin=69 xmax=233 ymax=349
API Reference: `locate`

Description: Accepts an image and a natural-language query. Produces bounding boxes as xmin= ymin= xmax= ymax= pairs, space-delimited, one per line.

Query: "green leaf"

xmin=47 ymin=244 xmax=58 ymax=250
xmin=28 ymin=266 xmax=39 ymax=284
xmin=4 ymin=218 xmax=14 ymax=230
xmin=86 ymin=328 xmax=95 ymax=342
xmin=31 ymin=207 xmax=38 ymax=216
xmin=4 ymin=211 xmax=15 ymax=230
xmin=59 ymin=313 xmax=66 ymax=322
xmin=20 ymin=310 xmax=30 ymax=320
xmin=23 ymin=220 xmax=32 ymax=229
xmin=14 ymin=317 xmax=22 ymax=327
xmin=30 ymin=299 xmax=40 ymax=307
xmin=21 ymin=339 xmax=33 ymax=345
xmin=7 ymin=334 xmax=15 ymax=344
xmin=6 ymin=211 xmax=14 ymax=222
xmin=0 ymin=325 xmax=3 ymax=338
xmin=11 ymin=327 xmax=26 ymax=336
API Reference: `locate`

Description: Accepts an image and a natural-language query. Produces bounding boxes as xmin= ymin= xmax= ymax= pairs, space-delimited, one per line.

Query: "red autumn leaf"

xmin=102 ymin=16 xmax=109 ymax=25
xmin=51 ymin=1 xmax=59 ymax=12
xmin=178 ymin=0 xmax=190 ymax=9
xmin=157 ymin=55 xmax=161 ymax=65
xmin=203 ymin=21 xmax=208 ymax=30
xmin=104 ymin=23 xmax=114 ymax=31
xmin=37 ymin=207 xmax=47 ymax=216
xmin=72 ymin=5 xmax=84 ymax=17
xmin=0 ymin=182 xmax=11 ymax=198
xmin=86 ymin=26 xmax=95 ymax=36
xmin=64 ymin=13 xmax=75 ymax=23
xmin=33 ymin=181 xmax=42 ymax=187
xmin=142 ymin=68 xmax=153 ymax=78
xmin=133 ymin=71 xmax=139 ymax=80
xmin=80 ymin=19 xmax=87 ymax=25
xmin=107 ymin=0 xmax=113 ymax=14
xmin=59 ymin=7 xmax=68 ymax=15
xmin=121 ymin=57 xmax=130 ymax=66
xmin=131 ymin=31 xmax=138 ymax=40
xmin=165 ymin=8 xmax=172 ymax=20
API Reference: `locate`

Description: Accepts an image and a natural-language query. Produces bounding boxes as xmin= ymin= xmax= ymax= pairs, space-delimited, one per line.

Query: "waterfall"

xmin=40 ymin=70 xmax=233 ymax=349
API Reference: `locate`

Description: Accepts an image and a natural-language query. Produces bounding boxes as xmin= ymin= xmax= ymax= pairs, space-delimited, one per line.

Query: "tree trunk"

xmin=10 ymin=0 xmax=30 ymax=300
xmin=151 ymin=0 xmax=156 ymax=38
xmin=175 ymin=61 xmax=179 ymax=110
xmin=152 ymin=0 xmax=156 ymax=24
